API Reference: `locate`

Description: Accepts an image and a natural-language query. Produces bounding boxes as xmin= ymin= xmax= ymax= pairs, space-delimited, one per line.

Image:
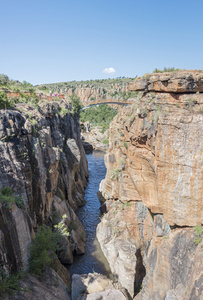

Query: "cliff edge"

xmin=97 ymin=71 xmax=203 ymax=299
xmin=0 ymin=100 xmax=88 ymax=284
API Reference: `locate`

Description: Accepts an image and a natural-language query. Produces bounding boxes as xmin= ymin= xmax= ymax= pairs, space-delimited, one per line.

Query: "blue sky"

xmin=1 ymin=0 xmax=203 ymax=85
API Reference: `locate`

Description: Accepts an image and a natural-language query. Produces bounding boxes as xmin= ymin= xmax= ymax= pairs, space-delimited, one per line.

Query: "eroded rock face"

xmin=129 ymin=70 xmax=203 ymax=93
xmin=0 ymin=101 xmax=88 ymax=274
xmin=96 ymin=76 xmax=203 ymax=298
xmin=52 ymin=196 xmax=86 ymax=264
xmin=0 ymin=204 xmax=34 ymax=274
xmin=134 ymin=229 xmax=203 ymax=300
xmin=97 ymin=201 xmax=170 ymax=296
xmin=100 ymin=93 xmax=203 ymax=226
xmin=7 ymin=267 xmax=71 ymax=300
xmin=54 ymin=82 xmax=130 ymax=105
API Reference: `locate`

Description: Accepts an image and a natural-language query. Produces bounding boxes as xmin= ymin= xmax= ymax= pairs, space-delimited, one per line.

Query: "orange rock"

xmin=129 ymin=70 xmax=203 ymax=93
xmin=100 ymin=92 xmax=203 ymax=226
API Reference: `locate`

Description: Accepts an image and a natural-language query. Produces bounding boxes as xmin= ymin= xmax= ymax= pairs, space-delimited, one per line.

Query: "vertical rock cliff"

xmin=0 ymin=100 xmax=88 ymax=276
xmin=97 ymin=71 xmax=203 ymax=299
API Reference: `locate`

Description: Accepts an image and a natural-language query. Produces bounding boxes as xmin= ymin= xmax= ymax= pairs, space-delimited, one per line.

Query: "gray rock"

xmin=71 ymin=273 xmax=114 ymax=300
xmin=7 ymin=268 xmax=71 ymax=300
xmin=0 ymin=102 xmax=88 ymax=275
xmin=79 ymin=289 xmax=128 ymax=300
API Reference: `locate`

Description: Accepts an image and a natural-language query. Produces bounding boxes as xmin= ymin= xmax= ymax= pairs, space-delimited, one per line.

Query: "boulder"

xmin=71 ymin=273 xmax=114 ymax=300
xmin=79 ymin=289 xmax=127 ymax=300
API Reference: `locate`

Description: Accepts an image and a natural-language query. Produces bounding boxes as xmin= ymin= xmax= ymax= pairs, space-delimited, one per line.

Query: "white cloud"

xmin=102 ymin=67 xmax=116 ymax=74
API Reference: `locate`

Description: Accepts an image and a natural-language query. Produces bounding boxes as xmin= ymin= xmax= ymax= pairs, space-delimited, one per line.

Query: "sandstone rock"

xmin=56 ymin=81 xmax=130 ymax=105
xmin=99 ymin=93 xmax=203 ymax=226
xmin=129 ymin=70 xmax=203 ymax=93
xmin=96 ymin=88 xmax=203 ymax=298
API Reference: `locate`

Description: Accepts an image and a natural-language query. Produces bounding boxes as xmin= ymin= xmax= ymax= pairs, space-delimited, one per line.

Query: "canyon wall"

xmin=65 ymin=83 xmax=129 ymax=104
xmin=97 ymin=71 xmax=203 ymax=299
xmin=0 ymin=100 xmax=88 ymax=276
xmin=40 ymin=79 xmax=133 ymax=105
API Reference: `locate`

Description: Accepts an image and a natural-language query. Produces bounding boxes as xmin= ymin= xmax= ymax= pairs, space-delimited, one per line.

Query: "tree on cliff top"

xmin=70 ymin=93 xmax=83 ymax=115
xmin=0 ymin=92 xmax=15 ymax=109
xmin=0 ymin=74 xmax=9 ymax=85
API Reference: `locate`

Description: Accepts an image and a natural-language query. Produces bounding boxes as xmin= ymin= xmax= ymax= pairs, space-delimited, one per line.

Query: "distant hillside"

xmin=36 ymin=77 xmax=139 ymax=104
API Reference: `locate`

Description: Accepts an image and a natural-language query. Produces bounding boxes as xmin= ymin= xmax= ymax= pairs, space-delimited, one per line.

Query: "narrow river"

xmin=69 ymin=151 xmax=112 ymax=278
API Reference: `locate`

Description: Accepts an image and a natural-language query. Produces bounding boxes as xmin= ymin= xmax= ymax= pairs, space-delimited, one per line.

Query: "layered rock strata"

xmin=129 ymin=70 xmax=203 ymax=93
xmin=0 ymin=100 xmax=88 ymax=275
xmin=97 ymin=71 xmax=203 ymax=299
xmin=43 ymin=81 xmax=131 ymax=105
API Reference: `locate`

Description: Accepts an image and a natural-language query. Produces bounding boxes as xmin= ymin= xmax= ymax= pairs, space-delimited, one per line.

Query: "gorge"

xmin=0 ymin=70 xmax=202 ymax=299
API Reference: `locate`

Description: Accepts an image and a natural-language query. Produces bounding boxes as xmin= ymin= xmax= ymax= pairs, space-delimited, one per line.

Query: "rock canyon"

xmin=0 ymin=70 xmax=202 ymax=299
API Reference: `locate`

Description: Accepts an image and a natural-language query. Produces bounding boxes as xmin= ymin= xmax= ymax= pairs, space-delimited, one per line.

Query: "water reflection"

xmin=69 ymin=151 xmax=113 ymax=278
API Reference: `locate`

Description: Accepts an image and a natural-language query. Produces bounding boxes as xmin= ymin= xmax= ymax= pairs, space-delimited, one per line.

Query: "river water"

xmin=69 ymin=151 xmax=112 ymax=278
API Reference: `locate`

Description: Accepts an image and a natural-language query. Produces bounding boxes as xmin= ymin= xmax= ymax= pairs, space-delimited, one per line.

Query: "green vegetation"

xmin=59 ymin=107 xmax=69 ymax=117
xmin=153 ymin=67 xmax=182 ymax=73
xmin=153 ymin=105 xmax=161 ymax=123
xmin=29 ymin=225 xmax=59 ymax=276
xmin=103 ymin=139 xmax=109 ymax=145
xmin=194 ymin=225 xmax=203 ymax=245
xmin=110 ymin=90 xmax=139 ymax=100
xmin=0 ymin=74 xmax=33 ymax=89
xmin=70 ymin=93 xmax=83 ymax=114
xmin=54 ymin=214 xmax=69 ymax=237
xmin=186 ymin=98 xmax=196 ymax=111
xmin=0 ymin=74 xmax=39 ymax=110
xmin=69 ymin=220 xmax=78 ymax=231
xmin=142 ymin=73 xmax=150 ymax=80
xmin=0 ymin=187 xmax=25 ymax=209
xmin=80 ymin=104 xmax=117 ymax=133
xmin=0 ymin=74 xmax=9 ymax=85
xmin=121 ymin=201 xmax=132 ymax=210
xmin=111 ymin=168 xmax=121 ymax=180
xmin=80 ymin=231 xmax=85 ymax=242
xmin=14 ymin=196 xmax=25 ymax=209
xmin=37 ymin=77 xmax=138 ymax=96
xmin=0 ymin=91 xmax=15 ymax=109
xmin=195 ymin=225 xmax=202 ymax=235
xmin=66 ymin=282 xmax=71 ymax=293
xmin=0 ymin=269 xmax=21 ymax=296
xmin=123 ymin=141 xmax=128 ymax=149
